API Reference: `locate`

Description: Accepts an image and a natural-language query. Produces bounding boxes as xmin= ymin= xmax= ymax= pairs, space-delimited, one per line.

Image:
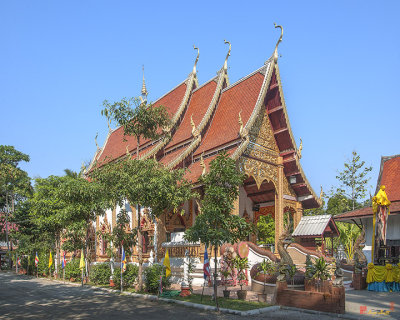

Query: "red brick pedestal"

xmin=276 ymin=280 xmax=345 ymax=314
xmin=352 ymin=272 xmax=367 ymax=290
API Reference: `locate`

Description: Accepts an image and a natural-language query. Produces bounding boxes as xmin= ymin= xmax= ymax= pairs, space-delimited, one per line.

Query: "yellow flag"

xmin=79 ymin=250 xmax=85 ymax=270
xmin=163 ymin=249 xmax=171 ymax=277
xmin=48 ymin=251 xmax=53 ymax=268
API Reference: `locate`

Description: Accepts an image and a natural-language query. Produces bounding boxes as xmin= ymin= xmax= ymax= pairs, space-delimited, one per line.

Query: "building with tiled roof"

xmin=91 ymin=28 xmax=321 ymax=267
xmin=335 ymin=154 xmax=400 ymax=263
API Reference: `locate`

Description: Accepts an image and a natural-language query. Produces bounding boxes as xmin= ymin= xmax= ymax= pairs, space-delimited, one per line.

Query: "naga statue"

xmin=332 ymin=259 xmax=344 ymax=286
xmin=353 ymin=228 xmax=367 ymax=267
xmin=277 ymin=223 xmax=294 ymax=266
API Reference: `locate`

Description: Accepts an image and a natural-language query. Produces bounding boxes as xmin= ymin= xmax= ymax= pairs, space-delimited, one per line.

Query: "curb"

xmin=281 ymin=306 xmax=371 ymax=320
xmin=91 ymin=284 xmax=281 ymax=316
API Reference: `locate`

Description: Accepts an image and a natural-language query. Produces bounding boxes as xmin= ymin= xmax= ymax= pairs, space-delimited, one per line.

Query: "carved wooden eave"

xmin=166 ymin=68 xmax=228 ymax=169
xmin=273 ymin=63 xmax=320 ymax=208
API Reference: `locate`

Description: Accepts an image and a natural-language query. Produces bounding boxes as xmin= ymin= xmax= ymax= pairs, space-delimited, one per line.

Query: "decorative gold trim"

xmin=166 ymin=65 xmax=228 ymax=167
xmin=200 ymin=153 xmax=206 ymax=175
xmin=273 ymin=23 xmax=283 ymax=63
xmin=230 ymin=59 xmax=273 ymax=162
xmin=140 ymin=73 xmax=196 ymax=160
xmin=223 ymin=40 xmax=231 ymax=72
xmin=191 ymin=114 xmax=199 ymax=137
xmin=167 ymin=135 xmax=201 ymax=169
xmin=298 ymin=138 xmax=303 ymax=159
xmin=239 ymin=156 xmax=277 ymax=190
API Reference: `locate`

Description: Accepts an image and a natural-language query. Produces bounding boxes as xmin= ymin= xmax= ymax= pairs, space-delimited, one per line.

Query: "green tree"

xmin=100 ymin=97 xmax=171 ymax=290
xmin=336 ymin=151 xmax=372 ymax=210
xmin=326 ymin=192 xmax=353 ymax=216
xmin=184 ymin=152 xmax=253 ymax=310
xmin=92 ymin=157 xmax=192 ymax=290
xmin=257 ymin=215 xmax=275 ymax=245
xmin=0 ymin=146 xmax=31 ymax=253
xmin=58 ymin=172 xmax=106 ymax=275
xmin=337 ymin=222 xmax=360 ymax=261
xmin=30 ymin=175 xmax=68 ymax=274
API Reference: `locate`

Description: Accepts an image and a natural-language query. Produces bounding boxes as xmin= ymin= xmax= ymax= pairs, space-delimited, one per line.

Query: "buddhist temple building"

xmin=89 ymin=27 xmax=321 ymax=274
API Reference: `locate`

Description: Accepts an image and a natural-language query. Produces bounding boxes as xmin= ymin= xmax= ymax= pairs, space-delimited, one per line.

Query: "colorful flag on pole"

xmin=17 ymin=257 xmax=21 ymax=266
xmin=121 ymin=246 xmax=126 ymax=272
xmin=35 ymin=252 xmax=39 ymax=267
xmin=62 ymin=252 xmax=66 ymax=269
xmin=203 ymin=246 xmax=211 ymax=280
xmin=163 ymin=249 xmax=171 ymax=277
xmin=48 ymin=251 xmax=53 ymax=268
xmin=79 ymin=250 xmax=85 ymax=270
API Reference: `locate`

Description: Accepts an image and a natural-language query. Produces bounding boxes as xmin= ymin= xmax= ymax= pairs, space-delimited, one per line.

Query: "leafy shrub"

xmin=112 ymin=264 xmax=139 ymax=289
xmin=90 ymin=263 xmax=112 ymax=285
xmin=144 ymin=264 xmax=170 ymax=294
xmin=65 ymin=258 xmax=82 ymax=281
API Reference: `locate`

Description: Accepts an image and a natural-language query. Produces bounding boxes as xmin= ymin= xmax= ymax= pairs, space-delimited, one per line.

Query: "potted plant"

xmin=256 ymin=259 xmax=275 ymax=302
xmin=313 ymin=257 xmax=329 ymax=292
xmin=286 ymin=264 xmax=297 ymax=287
xmin=234 ymin=257 xmax=249 ymax=300
xmin=220 ymin=268 xmax=231 ymax=298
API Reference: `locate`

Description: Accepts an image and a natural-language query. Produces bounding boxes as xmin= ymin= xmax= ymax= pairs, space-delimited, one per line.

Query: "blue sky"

xmin=1 ymin=1 xmax=399 ymax=199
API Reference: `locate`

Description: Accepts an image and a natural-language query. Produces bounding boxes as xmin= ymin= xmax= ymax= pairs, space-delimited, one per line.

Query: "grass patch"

xmin=172 ymin=293 xmax=269 ymax=311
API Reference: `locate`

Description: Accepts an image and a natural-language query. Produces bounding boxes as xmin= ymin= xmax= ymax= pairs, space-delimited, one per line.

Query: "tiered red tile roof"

xmin=91 ymin=49 xmax=320 ymax=209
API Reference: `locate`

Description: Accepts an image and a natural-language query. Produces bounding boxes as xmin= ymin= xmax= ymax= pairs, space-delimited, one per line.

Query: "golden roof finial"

xmin=200 ymin=153 xmax=206 ymax=176
xmin=193 ymin=45 xmax=199 ymax=74
xmin=126 ymin=145 xmax=130 ymax=157
xmin=95 ymin=133 xmax=99 ymax=150
xmin=273 ymin=23 xmax=283 ymax=63
xmin=320 ymin=185 xmax=324 ymax=200
xmin=298 ymin=138 xmax=303 ymax=159
xmin=223 ymin=40 xmax=231 ymax=72
xmin=141 ymin=65 xmax=148 ymax=102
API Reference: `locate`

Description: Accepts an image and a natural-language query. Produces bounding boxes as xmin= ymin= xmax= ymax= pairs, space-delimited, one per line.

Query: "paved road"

xmin=0 ymin=272 xmax=340 ymax=320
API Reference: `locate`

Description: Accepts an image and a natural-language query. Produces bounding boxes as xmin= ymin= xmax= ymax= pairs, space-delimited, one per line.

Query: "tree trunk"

xmin=137 ymin=204 xmax=143 ymax=290
xmin=56 ymin=232 xmax=61 ymax=277
xmin=214 ymin=245 xmax=219 ymax=310
xmin=5 ymin=192 xmax=9 ymax=251
xmin=135 ymin=137 xmax=144 ymax=291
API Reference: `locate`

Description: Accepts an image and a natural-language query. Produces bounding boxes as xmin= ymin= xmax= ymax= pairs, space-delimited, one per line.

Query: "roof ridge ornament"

xmin=238 ymin=110 xmax=248 ymax=138
xmin=126 ymin=145 xmax=130 ymax=157
xmin=200 ymin=153 xmax=206 ymax=175
xmin=95 ymin=133 xmax=99 ymax=151
xmin=223 ymin=39 xmax=231 ymax=72
xmin=273 ymin=23 xmax=283 ymax=63
xmin=193 ymin=45 xmax=199 ymax=75
xmin=298 ymin=138 xmax=303 ymax=159
xmin=191 ymin=114 xmax=199 ymax=137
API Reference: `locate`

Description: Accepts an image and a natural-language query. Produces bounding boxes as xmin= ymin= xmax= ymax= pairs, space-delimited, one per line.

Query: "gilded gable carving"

xmin=249 ymin=110 xmax=279 ymax=153
xmin=239 ymin=156 xmax=277 ymax=190
xmin=283 ymin=176 xmax=296 ymax=197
